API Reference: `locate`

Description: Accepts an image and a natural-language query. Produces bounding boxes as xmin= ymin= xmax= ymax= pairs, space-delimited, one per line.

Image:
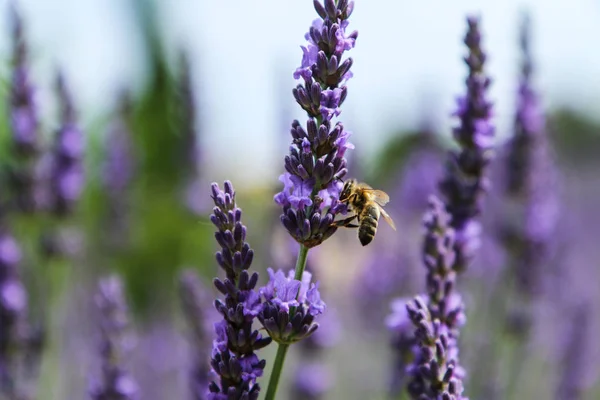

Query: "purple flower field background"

xmin=1 ymin=1 xmax=599 ymax=399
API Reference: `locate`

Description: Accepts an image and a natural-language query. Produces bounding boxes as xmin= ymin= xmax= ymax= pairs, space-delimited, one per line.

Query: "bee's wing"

xmin=363 ymin=189 xmax=390 ymax=206
xmin=378 ymin=206 xmax=397 ymax=231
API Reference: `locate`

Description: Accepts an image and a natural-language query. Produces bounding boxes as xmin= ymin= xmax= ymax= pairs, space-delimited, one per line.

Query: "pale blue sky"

xmin=1 ymin=0 xmax=599 ymax=186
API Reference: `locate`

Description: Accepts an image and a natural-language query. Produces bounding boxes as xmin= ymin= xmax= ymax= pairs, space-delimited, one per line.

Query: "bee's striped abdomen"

xmin=358 ymin=205 xmax=380 ymax=246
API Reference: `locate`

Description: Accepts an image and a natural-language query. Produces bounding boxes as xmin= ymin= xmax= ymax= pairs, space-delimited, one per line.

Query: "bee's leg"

xmin=333 ymin=215 xmax=359 ymax=228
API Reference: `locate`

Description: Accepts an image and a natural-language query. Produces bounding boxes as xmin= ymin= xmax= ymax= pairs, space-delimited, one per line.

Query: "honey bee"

xmin=334 ymin=179 xmax=396 ymax=246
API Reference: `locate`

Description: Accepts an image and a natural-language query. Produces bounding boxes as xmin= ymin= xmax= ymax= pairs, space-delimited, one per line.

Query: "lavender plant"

xmin=48 ymin=72 xmax=85 ymax=219
xmin=502 ymin=14 xmax=559 ymax=304
xmin=401 ymin=16 xmax=494 ymax=399
xmin=90 ymin=276 xmax=139 ymax=400
xmin=178 ymin=269 xmax=212 ymax=400
xmin=0 ymin=228 xmax=28 ymax=399
xmin=266 ymin=1 xmax=357 ymax=398
xmin=6 ymin=4 xmax=40 ymax=214
xmin=207 ymin=181 xmax=271 ymax=400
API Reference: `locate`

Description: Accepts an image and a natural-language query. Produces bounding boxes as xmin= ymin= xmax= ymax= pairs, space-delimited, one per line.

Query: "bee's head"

xmin=339 ymin=179 xmax=356 ymax=202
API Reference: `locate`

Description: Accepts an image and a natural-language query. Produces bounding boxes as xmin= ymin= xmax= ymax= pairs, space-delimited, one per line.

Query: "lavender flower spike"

xmin=90 ymin=275 xmax=139 ymax=400
xmin=208 ymin=181 xmax=272 ymax=400
xmin=258 ymin=268 xmax=325 ymax=345
xmin=7 ymin=5 xmax=40 ymax=213
xmin=276 ymin=0 xmax=358 ymax=248
xmin=439 ymin=16 xmax=494 ymax=273
xmin=178 ymin=269 xmax=212 ymax=400
xmin=405 ymin=197 xmax=467 ymax=400
xmin=8 ymin=5 xmax=39 ymax=157
xmin=0 ymin=228 xmax=28 ymax=398
xmin=49 ymin=72 xmax=85 ymax=217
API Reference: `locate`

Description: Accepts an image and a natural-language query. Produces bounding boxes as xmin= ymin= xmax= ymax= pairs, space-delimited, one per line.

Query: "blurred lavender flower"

xmin=208 ymin=181 xmax=271 ymax=400
xmin=90 ymin=276 xmax=139 ymax=400
xmin=405 ymin=197 xmax=467 ymax=400
xmin=290 ymin=362 xmax=332 ymax=400
xmin=0 ymin=229 xmax=27 ymax=398
xmin=258 ymin=268 xmax=325 ymax=345
xmin=178 ymin=269 xmax=212 ymax=400
xmin=47 ymin=72 xmax=85 ymax=217
xmin=6 ymin=5 xmax=40 ymax=213
xmin=439 ymin=16 xmax=494 ymax=274
xmin=502 ymin=14 xmax=560 ymax=300
xmin=400 ymin=17 xmax=494 ymax=399
xmin=275 ymin=0 xmax=358 ymax=248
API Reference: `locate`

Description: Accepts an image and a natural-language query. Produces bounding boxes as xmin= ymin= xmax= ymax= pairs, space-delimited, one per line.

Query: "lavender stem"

xmin=264 ymin=243 xmax=310 ymax=400
xmin=264 ymin=344 xmax=290 ymax=400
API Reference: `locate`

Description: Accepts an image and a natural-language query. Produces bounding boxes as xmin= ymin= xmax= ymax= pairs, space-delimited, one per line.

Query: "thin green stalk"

xmin=264 ymin=343 xmax=290 ymax=400
xmin=293 ymin=244 xmax=309 ymax=281
xmin=264 ymin=244 xmax=309 ymax=400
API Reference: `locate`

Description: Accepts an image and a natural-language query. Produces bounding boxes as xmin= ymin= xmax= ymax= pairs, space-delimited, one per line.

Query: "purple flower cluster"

xmin=90 ymin=276 xmax=139 ymax=400
xmin=8 ymin=5 xmax=39 ymax=158
xmin=48 ymin=72 xmax=85 ymax=217
xmin=275 ymin=0 xmax=358 ymax=248
xmin=208 ymin=182 xmax=271 ymax=400
xmin=405 ymin=197 xmax=467 ymax=399
xmin=502 ymin=15 xmax=559 ymax=299
xmin=258 ymin=268 xmax=325 ymax=345
xmin=7 ymin=5 xmax=40 ymax=213
xmin=439 ymin=16 xmax=494 ymax=273
xmin=398 ymin=17 xmax=494 ymax=399
xmin=0 ymin=230 xmax=27 ymax=396
xmin=178 ymin=269 xmax=212 ymax=400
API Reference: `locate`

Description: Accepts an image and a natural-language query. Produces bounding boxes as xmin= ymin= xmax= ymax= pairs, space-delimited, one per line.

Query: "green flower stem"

xmin=264 ymin=244 xmax=309 ymax=400
xmin=264 ymin=343 xmax=290 ymax=400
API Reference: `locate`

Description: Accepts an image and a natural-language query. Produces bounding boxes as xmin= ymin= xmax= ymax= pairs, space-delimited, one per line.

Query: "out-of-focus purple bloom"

xmin=6 ymin=6 xmax=41 ymax=214
xmin=501 ymin=14 xmax=560 ymax=300
xmin=291 ymin=362 xmax=332 ymax=400
xmin=0 ymin=228 xmax=28 ymax=398
xmin=439 ymin=16 xmax=494 ymax=274
xmin=179 ymin=269 xmax=213 ymax=400
xmin=404 ymin=197 xmax=468 ymax=400
xmin=258 ymin=268 xmax=325 ymax=345
xmin=277 ymin=0 xmax=358 ymax=248
xmin=208 ymin=182 xmax=271 ymax=400
xmin=401 ymin=18 xmax=493 ymax=399
xmin=47 ymin=72 xmax=85 ymax=217
xmin=8 ymin=5 xmax=39 ymax=157
xmin=90 ymin=275 xmax=139 ymax=400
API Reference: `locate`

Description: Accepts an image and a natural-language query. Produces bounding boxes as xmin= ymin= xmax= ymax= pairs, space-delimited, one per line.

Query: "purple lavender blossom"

xmin=502 ymin=14 xmax=560 ymax=299
xmin=405 ymin=197 xmax=467 ymax=399
xmin=258 ymin=268 xmax=325 ymax=345
xmin=290 ymin=362 xmax=332 ymax=400
xmin=48 ymin=72 xmax=85 ymax=217
xmin=401 ymin=17 xmax=494 ymax=399
xmin=208 ymin=181 xmax=271 ymax=400
xmin=0 ymin=229 xmax=27 ymax=397
xmin=439 ymin=16 xmax=494 ymax=274
xmin=90 ymin=276 xmax=139 ymax=400
xmin=8 ymin=5 xmax=39 ymax=157
xmin=276 ymin=0 xmax=358 ymax=248
xmin=178 ymin=269 xmax=212 ymax=400
xmin=7 ymin=5 xmax=40 ymax=213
